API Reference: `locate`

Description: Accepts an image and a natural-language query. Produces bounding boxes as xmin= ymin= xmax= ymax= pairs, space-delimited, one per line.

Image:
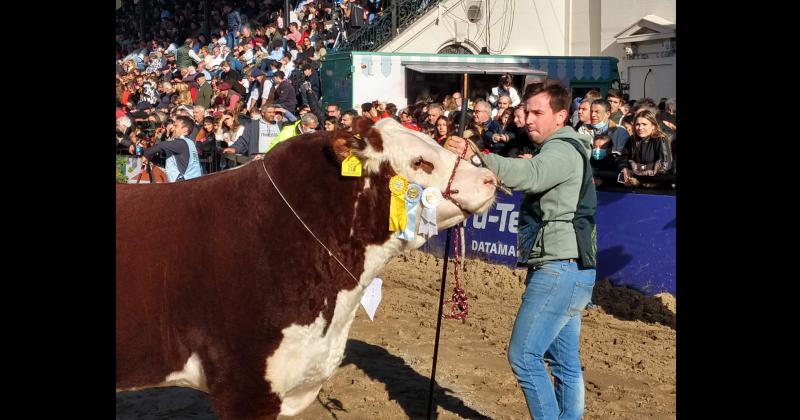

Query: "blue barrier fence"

xmin=419 ymin=190 xmax=676 ymax=296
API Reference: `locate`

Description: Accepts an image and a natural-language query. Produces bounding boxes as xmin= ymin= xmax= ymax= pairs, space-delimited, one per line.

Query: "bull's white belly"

xmin=265 ymin=243 xmax=406 ymax=416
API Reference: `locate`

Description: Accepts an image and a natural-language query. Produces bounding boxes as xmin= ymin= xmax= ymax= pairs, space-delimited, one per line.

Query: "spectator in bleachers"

xmin=501 ymin=105 xmax=534 ymax=159
xmin=589 ymin=99 xmax=629 ymax=154
xmin=607 ymin=88 xmax=624 ymax=124
xmin=472 ymin=100 xmax=504 ymax=154
xmin=323 ymin=116 xmax=338 ymax=131
xmin=433 ymin=116 xmax=454 ymax=146
xmin=399 ymin=108 xmax=421 ymax=131
xmin=618 ymin=110 xmax=673 ymax=188
xmin=487 ymin=73 xmax=521 ymax=108
xmin=492 ymin=94 xmax=512 ymax=120
xmin=590 ymin=134 xmax=619 ymax=186
xmin=341 ymin=109 xmax=359 ymax=132
xmin=272 ymin=71 xmax=297 ymax=113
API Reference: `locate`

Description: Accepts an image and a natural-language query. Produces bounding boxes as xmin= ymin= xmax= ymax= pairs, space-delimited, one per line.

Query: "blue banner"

xmin=419 ymin=191 xmax=676 ymax=296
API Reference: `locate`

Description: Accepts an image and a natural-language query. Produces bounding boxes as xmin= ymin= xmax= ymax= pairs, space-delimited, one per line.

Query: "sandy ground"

xmin=117 ymin=251 xmax=676 ymax=419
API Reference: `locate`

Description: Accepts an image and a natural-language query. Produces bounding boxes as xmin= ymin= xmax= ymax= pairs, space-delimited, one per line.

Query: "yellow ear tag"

xmin=341 ymin=154 xmax=363 ymax=177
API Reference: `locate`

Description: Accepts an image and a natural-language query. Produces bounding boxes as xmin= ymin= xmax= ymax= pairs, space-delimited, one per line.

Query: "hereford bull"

xmin=116 ymin=117 xmax=497 ymax=419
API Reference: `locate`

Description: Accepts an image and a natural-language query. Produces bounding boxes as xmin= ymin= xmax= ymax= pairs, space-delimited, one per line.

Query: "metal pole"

xmin=643 ymin=68 xmax=652 ymax=98
xmin=427 ymin=72 xmax=471 ymax=420
xmin=285 ymin=0 xmax=291 ymax=33
xmin=392 ymin=0 xmax=398 ymax=35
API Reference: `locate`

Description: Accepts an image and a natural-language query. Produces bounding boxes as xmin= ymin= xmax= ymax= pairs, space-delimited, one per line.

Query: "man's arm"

xmin=188 ymin=48 xmax=203 ymax=63
xmin=481 ymin=141 xmax=578 ymax=194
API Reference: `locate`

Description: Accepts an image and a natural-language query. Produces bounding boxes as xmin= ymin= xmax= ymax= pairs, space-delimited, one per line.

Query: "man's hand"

xmin=519 ymin=153 xmax=533 ymax=159
xmin=128 ymin=145 xmax=136 ymax=155
xmin=140 ymin=156 xmax=149 ymax=165
xmin=445 ymin=136 xmax=475 ymax=160
xmin=222 ymin=147 xmax=236 ymax=154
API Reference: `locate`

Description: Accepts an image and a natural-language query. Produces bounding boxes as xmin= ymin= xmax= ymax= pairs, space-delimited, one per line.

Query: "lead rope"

xmin=441 ymin=147 xmax=469 ymax=320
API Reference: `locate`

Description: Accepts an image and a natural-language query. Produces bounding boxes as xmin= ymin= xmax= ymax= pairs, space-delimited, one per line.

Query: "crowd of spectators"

xmin=116 ymin=1 xmax=676 ymax=190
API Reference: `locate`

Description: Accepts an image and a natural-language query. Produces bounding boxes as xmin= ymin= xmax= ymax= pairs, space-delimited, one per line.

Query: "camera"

xmin=135 ymin=120 xmax=158 ymax=138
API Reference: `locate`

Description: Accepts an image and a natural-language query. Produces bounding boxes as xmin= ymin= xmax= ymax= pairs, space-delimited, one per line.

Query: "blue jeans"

xmin=507 ymin=261 xmax=596 ymax=420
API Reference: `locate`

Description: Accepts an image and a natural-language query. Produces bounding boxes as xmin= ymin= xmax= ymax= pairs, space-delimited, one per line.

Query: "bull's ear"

xmin=352 ymin=116 xmax=375 ymax=140
xmin=329 ymin=131 xmax=367 ymax=162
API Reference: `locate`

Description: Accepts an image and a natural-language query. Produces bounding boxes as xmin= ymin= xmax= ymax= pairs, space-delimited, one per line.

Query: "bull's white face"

xmin=365 ymin=118 xmax=497 ymax=230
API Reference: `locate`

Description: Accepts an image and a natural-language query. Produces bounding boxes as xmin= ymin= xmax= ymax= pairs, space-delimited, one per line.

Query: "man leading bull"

xmin=447 ymin=80 xmax=597 ymax=420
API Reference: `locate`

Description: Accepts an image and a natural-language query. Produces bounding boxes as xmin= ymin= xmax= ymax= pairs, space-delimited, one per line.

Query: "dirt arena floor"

xmin=117 ymin=250 xmax=676 ymax=419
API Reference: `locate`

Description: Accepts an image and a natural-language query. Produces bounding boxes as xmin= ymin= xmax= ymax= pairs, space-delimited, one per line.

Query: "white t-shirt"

xmin=258 ymin=120 xmax=282 ymax=153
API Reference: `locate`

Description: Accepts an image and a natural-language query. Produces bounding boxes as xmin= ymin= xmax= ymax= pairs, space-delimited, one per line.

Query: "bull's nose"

xmin=483 ymin=174 xmax=497 ymax=187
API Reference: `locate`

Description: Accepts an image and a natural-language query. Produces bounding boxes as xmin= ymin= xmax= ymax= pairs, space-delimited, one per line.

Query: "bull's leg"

xmin=205 ymin=357 xmax=282 ymax=420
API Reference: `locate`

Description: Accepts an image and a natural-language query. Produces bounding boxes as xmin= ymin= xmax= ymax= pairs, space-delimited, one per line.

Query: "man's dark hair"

xmin=606 ymin=88 xmax=622 ymax=100
xmin=361 ymin=102 xmax=373 ymax=113
xmin=343 ymin=109 xmax=359 ymax=119
xmin=632 ymin=97 xmax=658 ymax=115
xmin=273 ymin=70 xmax=285 ymax=79
xmin=524 ymin=80 xmax=571 ymax=115
xmin=326 ymin=103 xmax=340 ymax=111
xmin=385 ymin=103 xmax=397 ymax=116
xmin=175 ymin=116 xmax=196 ymax=133
xmin=301 ymin=63 xmax=313 ymax=71
xmin=590 ymin=99 xmax=611 ymax=113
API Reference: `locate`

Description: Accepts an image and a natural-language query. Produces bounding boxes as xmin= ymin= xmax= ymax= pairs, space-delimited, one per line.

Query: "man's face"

xmin=590 ymin=104 xmax=609 ymax=126
xmin=194 ymin=108 xmax=204 ymax=122
xmin=301 ymin=120 xmax=318 ymax=132
xmin=578 ymin=101 xmax=592 ymax=124
xmin=174 ymin=121 xmax=189 ymax=137
xmin=326 ymin=106 xmax=340 ymax=118
xmin=607 ymin=96 xmax=621 ymax=113
xmin=428 ymin=108 xmax=442 ymax=124
xmin=452 ymin=93 xmax=462 ymax=107
xmin=513 ymin=108 xmax=526 ymax=127
xmin=261 ymin=107 xmax=277 ymax=122
xmin=303 ymin=68 xmax=312 ymax=77
xmin=525 ymin=92 xmax=565 ymax=145
xmin=341 ymin=114 xmax=353 ymax=129
xmin=498 ymin=96 xmax=511 ymax=110
xmin=474 ymin=106 xmax=490 ymax=124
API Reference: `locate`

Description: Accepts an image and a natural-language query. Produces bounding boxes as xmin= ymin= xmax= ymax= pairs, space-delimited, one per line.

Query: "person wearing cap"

xmin=194 ymin=72 xmax=213 ymax=108
xmin=245 ymin=68 xmax=269 ymax=113
xmin=142 ymin=116 xmax=203 ymax=182
xmin=216 ymin=81 xmax=243 ymax=113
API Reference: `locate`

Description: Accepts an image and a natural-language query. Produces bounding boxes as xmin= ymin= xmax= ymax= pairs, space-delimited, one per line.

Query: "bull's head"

xmin=330 ymin=117 xmax=497 ymax=237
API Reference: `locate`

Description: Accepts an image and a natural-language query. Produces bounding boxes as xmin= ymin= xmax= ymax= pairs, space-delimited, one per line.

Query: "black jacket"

xmin=274 ymin=79 xmax=297 ymax=113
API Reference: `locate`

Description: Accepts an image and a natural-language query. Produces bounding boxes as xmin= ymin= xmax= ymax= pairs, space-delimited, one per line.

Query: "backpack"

xmin=515 ymin=138 xmax=597 ymax=268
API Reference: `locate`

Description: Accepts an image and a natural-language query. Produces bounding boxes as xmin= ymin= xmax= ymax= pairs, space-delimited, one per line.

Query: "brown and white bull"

xmin=116 ymin=117 xmax=496 ymax=419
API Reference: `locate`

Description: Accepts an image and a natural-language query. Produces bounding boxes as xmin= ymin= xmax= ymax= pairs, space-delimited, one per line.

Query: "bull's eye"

xmin=411 ymin=157 xmax=434 ymax=174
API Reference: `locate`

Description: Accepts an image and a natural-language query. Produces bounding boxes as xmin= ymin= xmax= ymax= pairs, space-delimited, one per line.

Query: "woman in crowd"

xmin=433 ymin=116 xmax=454 ymax=146
xmin=619 ymin=110 xmax=673 ymax=188
xmin=323 ymin=116 xmax=338 ymax=131
xmin=215 ymin=111 xmax=245 ymax=147
xmin=175 ymin=82 xmax=193 ymax=106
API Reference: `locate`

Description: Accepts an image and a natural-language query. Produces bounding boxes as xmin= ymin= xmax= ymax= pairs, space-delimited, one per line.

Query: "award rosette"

xmin=418 ymin=187 xmax=442 ymax=237
xmin=388 ymin=175 xmax=409 ymax=232
xmin=398 ymin=183 xmax=423 ymax=240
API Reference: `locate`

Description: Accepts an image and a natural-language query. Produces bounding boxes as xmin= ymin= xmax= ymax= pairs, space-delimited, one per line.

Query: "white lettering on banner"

xmin=472 ymin=213 xmax=487 ymax=229
xmin=471 ymin=240 xmax=516 ymax=257
xmin=471 ymin=204 xmax=519 ymax=233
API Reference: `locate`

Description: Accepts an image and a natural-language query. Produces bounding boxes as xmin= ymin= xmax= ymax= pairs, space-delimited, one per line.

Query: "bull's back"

xmin=116 ymin=172 xmax=248 ymax=388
